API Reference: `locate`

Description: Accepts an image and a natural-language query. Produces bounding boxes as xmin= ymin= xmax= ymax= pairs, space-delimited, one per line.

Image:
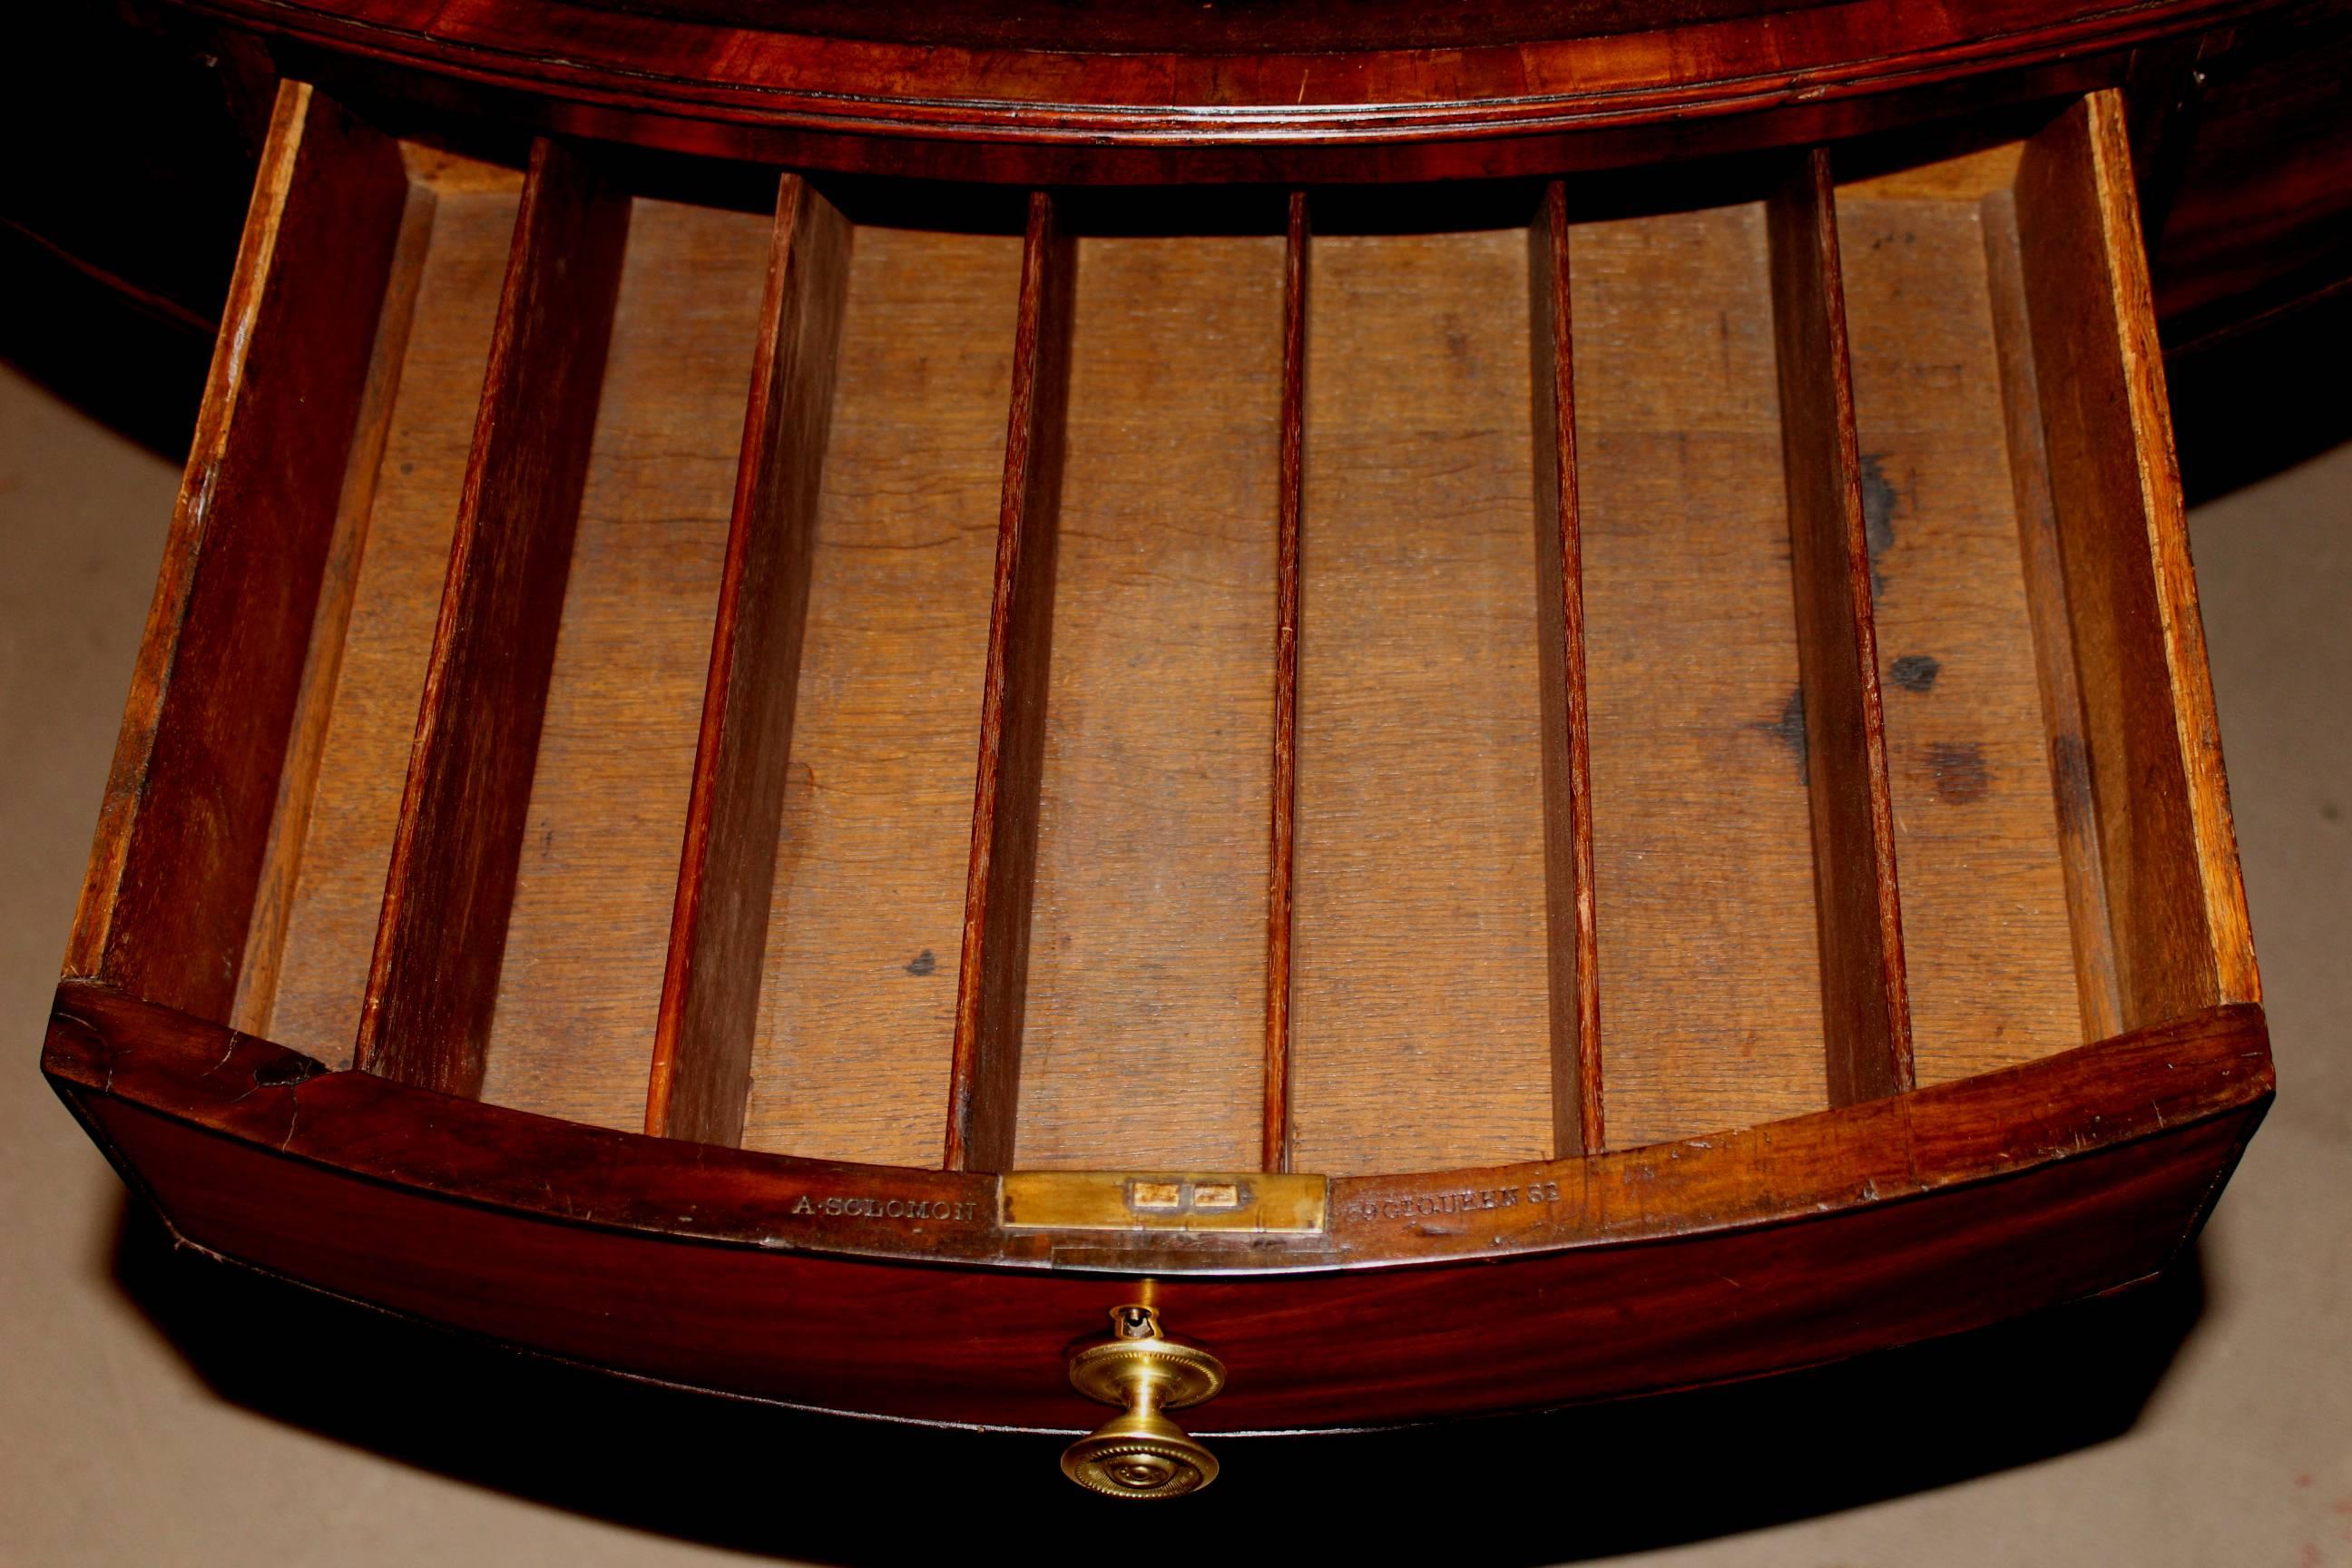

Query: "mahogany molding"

xmin=172 ymin=0 xmax=2286 ymax=182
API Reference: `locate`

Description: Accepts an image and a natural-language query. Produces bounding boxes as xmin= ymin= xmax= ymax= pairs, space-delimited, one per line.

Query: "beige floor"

xmin=0 ymin=358 xmax=2344 ymax=1565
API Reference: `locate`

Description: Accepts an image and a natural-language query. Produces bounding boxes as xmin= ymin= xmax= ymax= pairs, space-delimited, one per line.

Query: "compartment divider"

xmin=2006 ymin=93 xmax=2259 ymax=1029
xmin=646 ymin=175 xmax=853 ymax=1145
xmin=231 ymin=171 xmax=437 ymax=1040
xmin=943 ymin=191 xmax=1076 ymax=1172
xmin=1766 ymin=149 xmax=1917 ymax=1104
xmin=66 ymin=82 xmax=412 ymax=1024
xmin=1528 ymin=180 xmax=1607 ymax=1155
xmin=1261 ymin=191 xmax=1309 ymax=1174
xmin=353 ymin=138 xmax=632 ymax=1098
xmin=1979 ymin=189 xmax=2127 ymax=1042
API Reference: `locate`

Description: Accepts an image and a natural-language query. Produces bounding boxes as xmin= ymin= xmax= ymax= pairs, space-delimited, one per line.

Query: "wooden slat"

xmin=1980 ymin=186 xmax=2127 ymax=1043
xmin=353 ymin=138 xmax=632 ymax=1097
xmin=1011 ymin=226 xmax=1283 ymax=1171
xmin=647 ymin=176 xmax=853 ymax=1145
xmin=1832 ymin=181 xmax=2088 ymax=1086
xmin=942 ymin=191 xmax=1075 ymax=1172
xmin=257 ymin=165 xmax=522 ymax=1069
xmin=471 ymin=197 xmax=767 ymax=1132
xmin=1261 ymin=191 xmax=1308 ymax=1174
xmin=64 ymin=81 xmax=411 ymax=1021
xmin=232 ymin=175 xmax=438 ymax=1037
xmin=1527 ymin=180 xmax=1606 ymax=1157
xmin=2010 ymin=91 xmax=2259 ymax=1028
xmin=1289 ymin=226 xmax=1551 ymax=1173
xmin=1766 ymin=148 xmax=1916 ymax=1104
xmin=1574 ymin=200 xmax=1828 ymax=1148
xmin=734 ymin=226 xmax=1018 ymax=1165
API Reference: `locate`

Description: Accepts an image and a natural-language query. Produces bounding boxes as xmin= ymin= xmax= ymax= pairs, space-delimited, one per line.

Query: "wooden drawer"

xmin=46 ymin=81 xmax=2269 ymax=1476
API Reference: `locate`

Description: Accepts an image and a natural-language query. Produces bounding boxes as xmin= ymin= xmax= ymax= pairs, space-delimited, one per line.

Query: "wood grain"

xmin=473 ymin=195 xmax=773 ymax=1132
xmin=943 ymin=192 xmax=1076 ymax=1172
xmin=1838 ymin=142 xmax=2026 ymax=202
xmin=2012 ymin=92 xmax=2259 ymax=1027
xmin=48 ymin=977 xmax=2271 ymax=1430
xmin=39 ymin=64 xmax=2289 ymax=1448
xmin=1262 ymin=191 xmax=1308 ymax=1175
xmin=644 ymin=177 xmax=852 ymax=1145
xmin=1982 ymin=185 xmax=2128 ymax=1043
xmin=66 ymin=81 xmax=408 ymax=1022
xmin=1289 ymin=226 xmax=1552 ymax=1176
xmin=1011 ymin=229 xmax=1284 ymax=1171
xmin=1528 ymin=180 xmax=1605 ymax=1157
xmin=1767 ymin=148 xmax=1916 ymax=1105
xmin=1834 ymin=182 xmax=2091 ymax=1083
xmin=178 ymin=0 xmax=2249 ymax=185
xmin=1571 ymin=199 xmax=1829 ymax=1149
xmin=35 ymin=6 xmax=2350 ymax=354
xmin=355 ymin=138 xmax=632 ymax=1098
xmin=2152 ymin=4 xmax=2352 ymax=347
xmin=260 ymin=171 xmax=519 ymax=1067
xmin=221 ymin=104 xmax=2244 ymax=1161
xmin=735 ymin=225 xmax=1019 ymax=1167
xmin=232 ymin=173 xmax=436 ymax=1038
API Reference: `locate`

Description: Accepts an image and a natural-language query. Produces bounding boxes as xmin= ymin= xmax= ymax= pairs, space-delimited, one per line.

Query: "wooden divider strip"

xmin=1766 ymin=148 xmax=1916 ymax=1104
xmin=1979 ymin=189 xmax=2126 ymax=1043
xmin=1527 ymin=180 xmax=1608 ymax=1154
xmin=1261 ymin=191 xmax=1309 ymax=1174
xmin=354 ymin=139 xmax=632 ymax=1097
xmin=66 ymin=82 xmax=411 ymax=1023
xmin=943 ymin=192 xmax=1076 ymax=1172
xmin=2008 ymin=92 xmax=2259 ymax=1025
xmin=645 ymin=176 xmax=854 ymax=1145
xmin=232 ymin=174 xmax=439 ymax=1039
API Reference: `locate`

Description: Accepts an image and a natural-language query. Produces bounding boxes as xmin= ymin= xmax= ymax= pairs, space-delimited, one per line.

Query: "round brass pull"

xmin=1060 ymin=1304 xmax=1225 ymax=1498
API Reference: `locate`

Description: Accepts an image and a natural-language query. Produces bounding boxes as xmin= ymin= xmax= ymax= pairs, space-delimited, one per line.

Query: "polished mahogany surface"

xmin=168 ymin=0 xmax=2270 ymax=180
xmin=46 ymin=985 xmax=2270 ymax=1432
xmin=17 ymin=0 xmax=2301 ymax=1468
xmin=40 ymin=77 xmax=2273 ymax=1436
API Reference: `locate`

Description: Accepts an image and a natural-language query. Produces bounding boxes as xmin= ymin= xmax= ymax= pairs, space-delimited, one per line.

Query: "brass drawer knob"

xmin=1060 ymin=1305 xmax=1226 ymax=1497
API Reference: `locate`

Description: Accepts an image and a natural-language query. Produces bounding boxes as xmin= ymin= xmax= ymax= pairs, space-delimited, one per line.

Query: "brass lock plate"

xmin=1000 ymin=1171 xmax=1329 ymax=1234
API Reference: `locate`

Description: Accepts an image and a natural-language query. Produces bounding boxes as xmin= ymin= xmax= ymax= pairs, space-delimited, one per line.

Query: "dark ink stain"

xmin=253 ymin=1053 xmax=329 ymax=1090
xmin=903 ymin=949 xmax=937 ymax=977
xmin=1926 ymin=741 xmax=1991 ymax=805
xmin=2048 ymin=733 xmax=2094 ymax=830
xmin=1858 ymin=452 xmax=1898 ymax=597
xmin=1442 ymin=319 xmax=1473 ymax=370
xmin=2322 ymin=800 xmax=2343 ymax=823
xmin=400 ymin=462 xmax=415 ymax=475
xmin=1752 ymin=686 xmax=1808 ymax=785
xmin=1888 ymin=653 xmax=1942 ymax=692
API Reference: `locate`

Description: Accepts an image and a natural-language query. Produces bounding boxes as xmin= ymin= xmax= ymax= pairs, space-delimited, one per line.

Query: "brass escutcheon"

xmin=1059 ymin=1304 xmax=1226 ymax=1498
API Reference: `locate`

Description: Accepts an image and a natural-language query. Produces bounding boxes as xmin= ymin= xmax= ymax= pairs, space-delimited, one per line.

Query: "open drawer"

xmin=45 ymin=81 xmax=2269 ymax=1484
